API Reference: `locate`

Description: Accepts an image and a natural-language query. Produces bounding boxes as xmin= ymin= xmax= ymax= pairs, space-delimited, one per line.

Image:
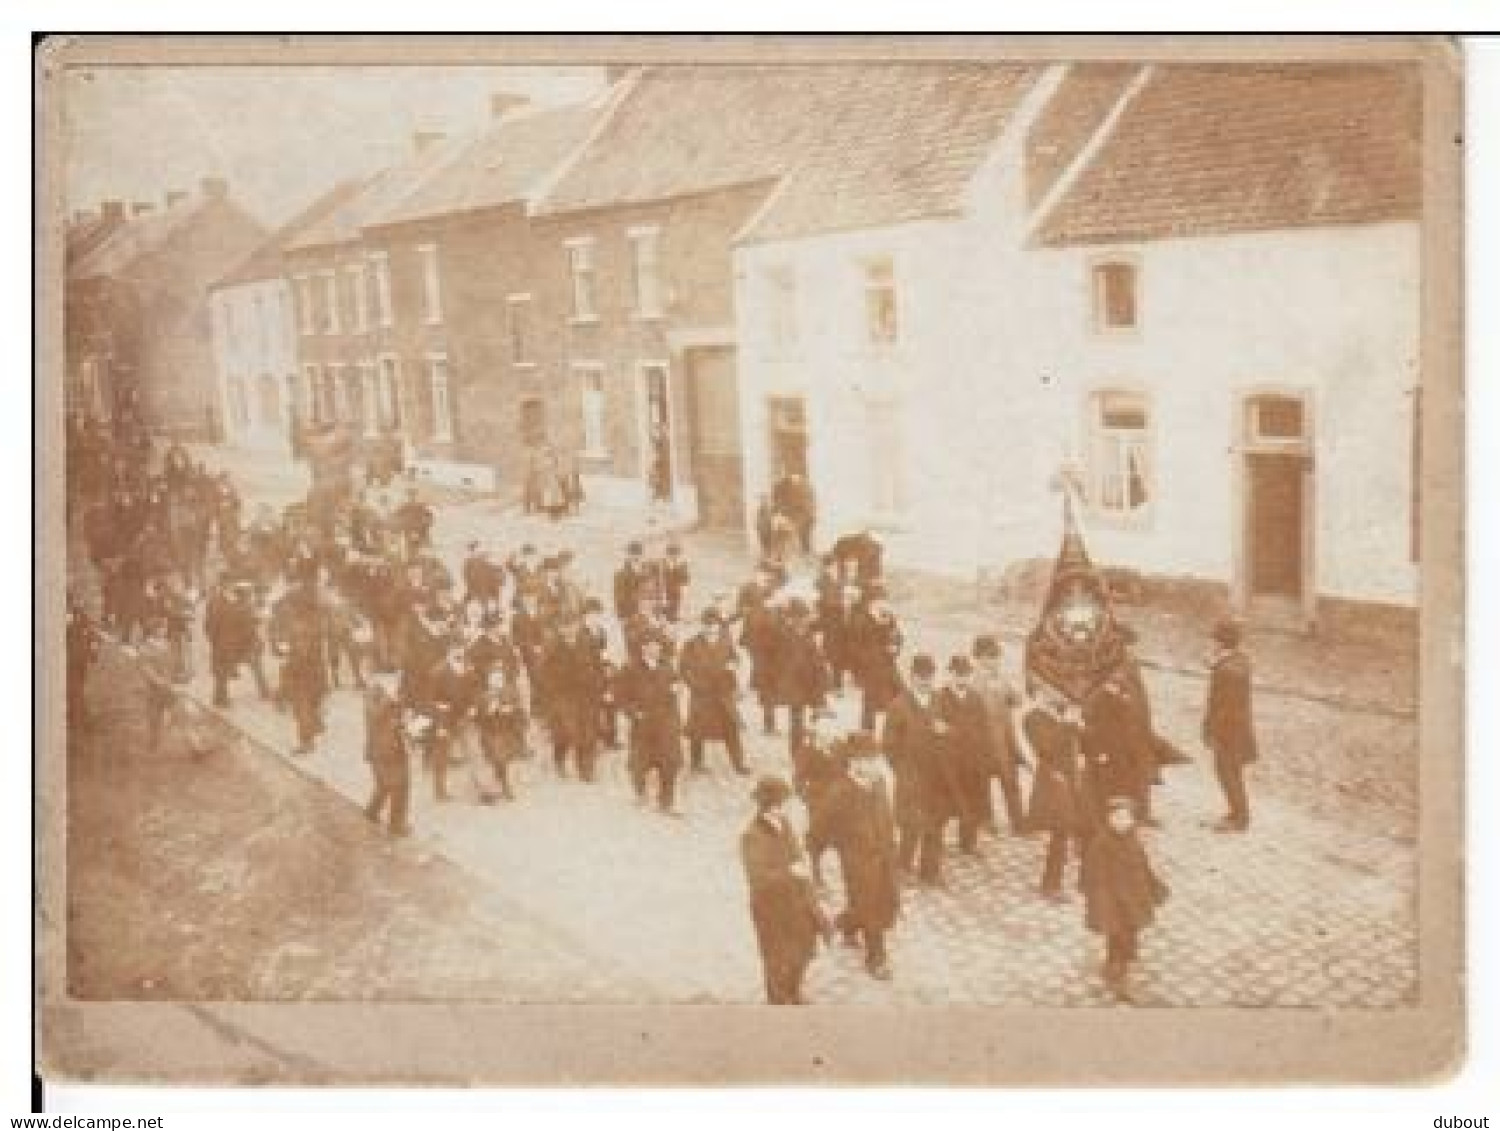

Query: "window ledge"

xmin=1091 ymin=325 xmax=1141 ymax=339
xmin=632 ymin=310 xmax=664 ymax=323
xmin=580 ymin=447 xmax=610 ymax=461
xmin=1084 ymin=507 xmax=1153 ymax=531
xmin=569 ymin=316 xmax=601 ymax=327
xmin=512 ymin=361 xmax=539 ymax=370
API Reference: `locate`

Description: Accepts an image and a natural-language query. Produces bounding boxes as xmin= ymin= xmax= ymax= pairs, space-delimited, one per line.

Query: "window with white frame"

xmin=302 ymin=363 xmax=323 ymax=424
xmin=377 ymin=356 xmax=401 ymax=430
xmin=251 ymin=291 xmax=267 ymax=356
xmin=277 ymin=288 xmax=292 ymax=351
xmin=863 ymin=257 xmax=899 ymax=346
xmin=1088 ymin=390 xmax=1151 ymax=516
xmin=629 ymin=228 xmax=662 ymax=318
xmin=359 ymin=361 xmax=378 ymax=436
xmin=428 ymin=356 xmax=454 ymax=443
xmin=370 ymin=253 xmax=394 ymax=327
xmin=578 ymin=366 xmax=607 ymax=456
xmin=328 ymin=363 xmax=349 ymax=423
xmin=566 ymin=237 xmax=598 ymax=322
xmin=347 ymin=263 xmax=370 ymax=331
xmin=320 ymin=269 xmax=340 ymax=334
xmin=294 ymin=275 xmax=315 ymax=336
xmin=764 ymin=264 xmax=799 ymax=352
xmin=1091 ymin=261 xmax=1138 ymax=332
xmin=865 ymin=398 xmax=906 ymax=517
xmin=506 ymin=295 xmax=533 ymax=364
xmin=418 ymin=243 xmax=443 ymax=325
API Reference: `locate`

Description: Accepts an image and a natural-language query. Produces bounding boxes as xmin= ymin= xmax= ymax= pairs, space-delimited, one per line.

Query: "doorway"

xmin=1237 ymin=392 xmax=1314 ymax=626
xmin=641 ymin=363 xmax=674 ymax=503
xmin=767 ymin=395 xmax=808 ymax=480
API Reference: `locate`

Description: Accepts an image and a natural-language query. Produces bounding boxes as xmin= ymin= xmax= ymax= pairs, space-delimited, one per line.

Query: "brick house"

xmin=357 ymin=97 xmax=605 ymax=491
xmin=525 ymin=66 xmax=871 ymax=528
xmin=280 ymin=133 xmax=469 ymax=462
xmin=206 ymin=179 xmax=365 ymax=453
xmin=66 ymin=177 xmax=267 ymax=435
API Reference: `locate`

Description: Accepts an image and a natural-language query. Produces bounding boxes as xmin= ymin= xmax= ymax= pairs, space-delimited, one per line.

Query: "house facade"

xmin=732 ymin=62 xmax=1422 ymax=622
xmin=66 ymin=177 xmax=267 ymax=436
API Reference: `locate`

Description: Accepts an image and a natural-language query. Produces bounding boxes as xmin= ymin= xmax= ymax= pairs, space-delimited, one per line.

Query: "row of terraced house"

xmin=68 ymin=62 xmax=1425 ymax=628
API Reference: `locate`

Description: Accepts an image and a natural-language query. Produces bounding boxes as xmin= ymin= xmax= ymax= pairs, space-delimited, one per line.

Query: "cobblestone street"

xmin=68 ymin=446 xmax=1419 ymax=1009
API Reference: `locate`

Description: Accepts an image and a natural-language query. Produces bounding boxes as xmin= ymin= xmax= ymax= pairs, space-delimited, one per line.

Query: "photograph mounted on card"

xmin=34 ymin=33 xmax=1464 ymax=1086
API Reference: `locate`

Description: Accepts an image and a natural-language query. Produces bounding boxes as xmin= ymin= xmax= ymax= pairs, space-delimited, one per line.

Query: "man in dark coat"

xmin=819 ymin=732 xmax=900 ymax=981
xmin=937 ymin=655 xmax=993 ymax=854
xmin=428 ymin=637 xmax=481 ymax=801
xmin=737 ymin=568 xmax=784 ymax=735
xmin=394 ymin=487 xmax=434 ymax=559
xmin=814 ymin=561 xmax=857 ymax=694
xmin=617 ymin=635 xmax=684 ymax=814
xmin=204 ymin=579 xmax=255 ymax=706
xmin=1024 ymin=692 xmax=1089 ymax=899
xmin=775 ymin=598 xmax=830 ymax=755
xmin=679 ymin=610 xmax=747 ymax=774
xmin=881 ymin=654 xmax=958 ymax=887
xmin=831 ymin=527 xmax=884 ymax=590
xmin=852 ymin=597 xmax=903 ymax=733
xmin=271 ymin=581 xmax=330 ymax=756
xmin=539 ymin=617 xmax=606 ymax=781
xmin=363 ymin=671 xmax=413 ymax=836
xmin=1082 ymin=796 xmax=1169 ymax=1001
xmin=612 ymin=541 xmax=646 ymax=620
xmin=740 ymin=774 xmax=828 ymax=1004
xmin=461 ymin=541 xmax=503 ymax=615
xmin=773 ymin=472 xmax=817 ymax=556
xmin=972 ymin=634 xmax=1027 ymax=834
xmin=1203 ymin=617 xmax=1257 ymax=832
xmin=657 ymin=543 xmax=691 ymax=623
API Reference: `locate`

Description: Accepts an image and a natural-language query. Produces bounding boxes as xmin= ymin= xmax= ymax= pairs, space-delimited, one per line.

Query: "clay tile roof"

xmin=533 ymin=65 xmax=858 ymax=215
xmin=1037 ymin=63 xmax=1422 ymax=247
xmin=1023 ymin=62 xmax=1141 ymax=212
xmin=213 ymin=178 xmax=368 ymax=290
xmin=285 ymin=134 xmax=473 ymax=253
xmin=369 ymin=102 xmax=604 ymax=228
xmin=738 ymin=63 xmax=1041 ymax=244
xmin=73 ymin=191 xmax=261 ymax=280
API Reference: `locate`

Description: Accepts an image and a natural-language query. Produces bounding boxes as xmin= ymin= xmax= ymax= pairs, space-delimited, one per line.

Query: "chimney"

xmin=200 ymin=175 xmax=229 ymax=200
xmin=101 ymin=200 xmax=126 ymax=226
xmin=132 ymin=201 xmax=154 ymax=217
xmin=412 ymin=130 xmax=446 ymax=154
xmin=166 ymin=189 xmax=187 ymax=208
xmin=490 ymin=91 xmax=530 ymax=120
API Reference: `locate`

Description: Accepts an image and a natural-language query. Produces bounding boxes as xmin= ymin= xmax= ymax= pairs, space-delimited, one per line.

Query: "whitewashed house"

xmin=733 ymin=62 xmax=1421 ymax=625
xmin=208 ymin=180 xmax=365 ymax=453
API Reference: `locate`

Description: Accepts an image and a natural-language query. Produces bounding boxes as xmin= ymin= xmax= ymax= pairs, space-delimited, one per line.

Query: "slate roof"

xmin=71 ymin=191 xmax=265 ymax=280
xmin=1037 ymin=63 xmax=1422 ymax=247
xmin=369 ymin=102 xmax=604 ymax=229
xmin=212 ymin=178 xmax=368 ymax=290
xmin=285 ymin=133 xmax=474 ymax=253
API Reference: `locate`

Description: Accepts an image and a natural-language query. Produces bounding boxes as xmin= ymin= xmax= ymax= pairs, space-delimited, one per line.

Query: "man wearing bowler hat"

xmin=1203 ymin=617 xmax=1257 ymax=832
xmin=739 ymin=774 xmax=828 ymax=1004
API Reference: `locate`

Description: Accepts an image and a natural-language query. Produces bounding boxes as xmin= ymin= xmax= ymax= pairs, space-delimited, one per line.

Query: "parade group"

xmin=63 ymin=415 xmax=1260 ymax=1006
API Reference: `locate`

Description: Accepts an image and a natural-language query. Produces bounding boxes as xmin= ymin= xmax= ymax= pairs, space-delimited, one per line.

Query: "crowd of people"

xmin=64 ymin=415 xmax=1259 ymax=1007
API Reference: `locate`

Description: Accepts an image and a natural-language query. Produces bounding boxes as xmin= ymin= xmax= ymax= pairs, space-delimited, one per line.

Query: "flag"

xmin=1024 ymin=487 xmax=1127 ymax=706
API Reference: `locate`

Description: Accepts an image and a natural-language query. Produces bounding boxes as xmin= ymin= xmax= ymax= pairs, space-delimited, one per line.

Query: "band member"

xmin=1024 ymin=688 xmax=1089 ymax=901
xmin=1204 ymin=617 xmax=1257 ymax=833
xmin=617 ymin=635 xmax=684 ymax=815
xmin=882 ymin=653 xmax=958 ymax=888
xmin=474 ymin=666 xmax=528 ymax=801
xmin=740 ymin=774 xmax=829 ymax=1005
xmin=971 ymin=634 xmax=1028 ymax=834
xmin=819 ymin=732 xmax=900 ymax=981
xmin=363 ymin=671 xmax=413 ymax=837
xmin=539 ymin=616 xmax=606 ymax=781
xmin=1082 ymin=796 xmax=1169 ymax=1002
xmin=680 ymin=609 xmax=748 ymax=775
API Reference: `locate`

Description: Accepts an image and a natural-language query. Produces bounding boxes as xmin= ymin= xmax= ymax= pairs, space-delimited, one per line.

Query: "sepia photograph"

xmin=35 ymin=34 xmax=1464 ymax=1086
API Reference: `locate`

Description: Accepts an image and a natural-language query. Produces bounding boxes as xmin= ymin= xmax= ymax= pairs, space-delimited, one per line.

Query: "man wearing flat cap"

xmin=1203 ymin=617 xmax=1257 ymax=832
xmin=740 ymin=774 xmax=828 ymax=1004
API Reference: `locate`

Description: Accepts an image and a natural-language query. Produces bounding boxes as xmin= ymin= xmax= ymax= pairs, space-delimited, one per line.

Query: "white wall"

xmin=209 ymin=277 xmax=298 ymax=453
xmin=734 ymin=194 xmax=1420 ymax=608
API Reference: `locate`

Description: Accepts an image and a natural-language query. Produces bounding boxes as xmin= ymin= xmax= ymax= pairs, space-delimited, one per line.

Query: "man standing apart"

xmin=740 ymin=774 xmax=828 ymax=1004
xmin=1204 ymin=617 xmax=1257 ymax=833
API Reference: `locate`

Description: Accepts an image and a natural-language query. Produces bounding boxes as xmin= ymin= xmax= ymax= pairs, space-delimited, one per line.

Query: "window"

xmin=377 ymin=356 xmax=401 ymax=430
xmin=418 ymin=243 xmax=443 ymax=325
xmin=370 ymin=253 xmax=393 ymax=327
xmin=506 ymin=294 xmax=533 ymax=364
xmin=865 ymin=398 xmax=906 ymax=516
xmin=1088 ymin=391 xmax=1151 ymax=517
xmin=629 ymin=227 xmax=662 ymax=318
xmin=227 ymin=377 xmax=250 ymax=428
xmin=359 ymin=362 xmax=379 ymax=437
xmin=328 ymin=363 xmax=349 ymax=423
xmin=763 ymin=265 xmax=799 ymax=352
xmin=300 ymin=364 xmax=320 ymax=424
xmin=1251 ymin=395 xmax=1305 ymax=442
xmin=428 ymin=356 xmax=454 ymax=443
xmin=578 ymin=366 xmax=607 ymax=455
xmin=294 ymin=275 xmax=315 ymax=336
xmin=863 ymin=258 xmax=898 ymax=346
xmin=277 ymin=289 xmax=292 ymax=351
xmin=1092 ymin=261 xmax=1138 ymax=331
xmin=251 ymin=291 xmax=267 ymax=356
xmin=347 ymin=263 xmax=370 ymax=331
xmin=566 ymin=237 xmax=598 ymax=322
xmin=320 ymin=269 xmax=340 ymax=334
